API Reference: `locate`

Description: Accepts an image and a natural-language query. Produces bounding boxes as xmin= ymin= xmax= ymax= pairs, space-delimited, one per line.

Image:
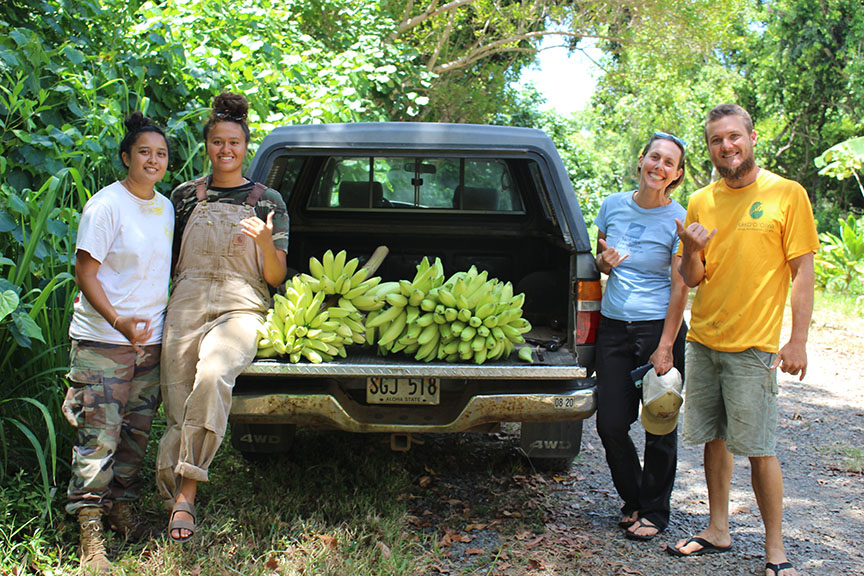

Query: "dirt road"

xmin=411 ymin=309 xmax=864 ymax=575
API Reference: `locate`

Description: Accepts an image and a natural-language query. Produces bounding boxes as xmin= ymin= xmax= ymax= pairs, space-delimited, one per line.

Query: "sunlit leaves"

xmin=0 ymin=290 xmax=18 ymax=322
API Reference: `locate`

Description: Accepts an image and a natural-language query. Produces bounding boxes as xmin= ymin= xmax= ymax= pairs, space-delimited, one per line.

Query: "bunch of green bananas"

xmin=365 ymin=259 xmax=534 ymax=363
xmin=257 ymin=250 xmax=382 ymax=363
xmin=303 ymin=249 xmax=380 ymax=298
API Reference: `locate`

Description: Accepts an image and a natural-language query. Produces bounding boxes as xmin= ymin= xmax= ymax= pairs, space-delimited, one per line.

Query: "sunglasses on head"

xmin=653 ymin=131 xmax=687 ymax=151
xmin=214 ymin=110 xmax=247 ymax=122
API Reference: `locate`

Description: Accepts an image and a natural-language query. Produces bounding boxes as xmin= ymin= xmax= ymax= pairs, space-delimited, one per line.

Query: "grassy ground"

xmin=3 ymin=424 xmax=557 ymax=575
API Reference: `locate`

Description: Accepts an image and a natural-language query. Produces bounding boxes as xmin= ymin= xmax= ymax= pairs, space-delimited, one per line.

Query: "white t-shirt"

xmin=69 ymin=181 xmax=174 ymax=345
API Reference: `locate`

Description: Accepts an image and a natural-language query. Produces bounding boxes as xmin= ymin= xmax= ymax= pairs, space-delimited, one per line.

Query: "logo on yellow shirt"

xmin=749 ymin=202 xmax=764 ymax=219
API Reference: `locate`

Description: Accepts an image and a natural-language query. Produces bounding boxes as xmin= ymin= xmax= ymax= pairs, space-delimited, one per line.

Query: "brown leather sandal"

xmin=168 ymin=501 xmax=196 ymax=543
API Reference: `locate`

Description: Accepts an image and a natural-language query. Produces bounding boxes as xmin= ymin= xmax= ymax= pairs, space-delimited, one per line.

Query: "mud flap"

xmin=230 ymin=423 xmax=296 ymax=455
xmin=519 ymin=420 xmax=583 ymax=470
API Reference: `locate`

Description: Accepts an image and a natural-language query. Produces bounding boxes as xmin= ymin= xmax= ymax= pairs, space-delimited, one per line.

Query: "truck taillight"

xmin=576 ymin=280 xmax=602 ymax=345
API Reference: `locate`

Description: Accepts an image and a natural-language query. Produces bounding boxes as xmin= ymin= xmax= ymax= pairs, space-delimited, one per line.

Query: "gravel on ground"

xmin=410 ymin=309 xmax=863 ymax=576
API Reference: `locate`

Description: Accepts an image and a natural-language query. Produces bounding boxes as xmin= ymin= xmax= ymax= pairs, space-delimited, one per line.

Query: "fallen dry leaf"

xmin=465 ymin=523 xmax=487 ymax=531
xmin=527 ymin=558 xmax=543 ymax=570
xmin=317 ymin=534 xmax=338 ymax=550
xmin=377 ymin=541 xmax=392 ymax=559
xmin=265 ymin=556 xmax=279 ymax=570
xmin=189 ymin=566 xmax=202 ymax=576
xmin=464 ymin=547 xmax=485 ymax=556
xmin=526 ymin=535 xmax=545 ymax=549
xmin=419 ymin=475 xmax=432 ymax=488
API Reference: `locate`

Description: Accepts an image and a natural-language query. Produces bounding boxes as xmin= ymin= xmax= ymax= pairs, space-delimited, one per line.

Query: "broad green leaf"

xmin=0 ymin=290 xmax=18 ymax=322
xmin=0 ymin=209 xmax=15 ymax=233
xmin=9 ymin=30 xmax=30 ymax=47
xmin=11 ymin=129 xmax=32 ymax=144
xmin=45 ymin=218 xmax=69 ymax=237
xmin=12 ymin=309 xmax=45 ymax=343
xmin=6 ymin=194 xmax=29 ymax=217
xmin=62 ymin=45 xmax=86 ymax=65
xmin=8 ymin=320 xmax=32 ymax=348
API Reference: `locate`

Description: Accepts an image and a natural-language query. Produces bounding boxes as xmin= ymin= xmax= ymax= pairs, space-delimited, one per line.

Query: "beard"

xmin=716 ymin=151 xmax=756 ymax=180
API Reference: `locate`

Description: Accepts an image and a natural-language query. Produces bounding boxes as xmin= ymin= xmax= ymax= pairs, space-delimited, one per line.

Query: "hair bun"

xmin=212 ymin=92 xmax=249 ymax=121
xmin=124 ymin=111 xmax=153 ymax=132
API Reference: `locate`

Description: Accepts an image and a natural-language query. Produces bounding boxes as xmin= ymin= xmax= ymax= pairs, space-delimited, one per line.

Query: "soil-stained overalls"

xmin=156 ymin=178 xmax=273 ymax=505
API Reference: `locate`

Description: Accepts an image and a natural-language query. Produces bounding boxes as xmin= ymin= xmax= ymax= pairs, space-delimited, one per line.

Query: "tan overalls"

xmin=156 ymin=180 xmax=268 ymax=505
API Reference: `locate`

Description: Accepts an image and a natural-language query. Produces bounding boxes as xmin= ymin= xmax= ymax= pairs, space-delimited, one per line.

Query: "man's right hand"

xmin=676 ymin=218 xmax=717 ymax=254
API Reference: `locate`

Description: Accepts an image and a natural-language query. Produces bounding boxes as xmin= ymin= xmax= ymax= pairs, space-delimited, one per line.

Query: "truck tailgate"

xmin=242 ymin=347 xmax=587 ymax=380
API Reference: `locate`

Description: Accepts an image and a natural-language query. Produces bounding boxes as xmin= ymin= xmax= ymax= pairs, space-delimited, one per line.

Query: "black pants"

xmin=595 ymin=315 xmax=687 ymax=531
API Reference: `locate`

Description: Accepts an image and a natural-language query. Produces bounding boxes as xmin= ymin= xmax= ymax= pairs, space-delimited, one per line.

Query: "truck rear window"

xmin=305 ymin=156 xmax=525 ymax=213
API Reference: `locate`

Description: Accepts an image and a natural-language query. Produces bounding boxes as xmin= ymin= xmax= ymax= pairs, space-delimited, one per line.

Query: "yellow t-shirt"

xmin=679 ymin=170 xmax=819 ymax=353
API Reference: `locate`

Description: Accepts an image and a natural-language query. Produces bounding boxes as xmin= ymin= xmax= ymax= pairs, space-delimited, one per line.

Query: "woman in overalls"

xmin=156 ymin=92 xmax=289 ymax=542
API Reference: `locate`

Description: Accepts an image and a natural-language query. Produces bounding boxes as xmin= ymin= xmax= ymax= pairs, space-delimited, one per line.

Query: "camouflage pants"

xmin=64 ymin=340 xmax=161 ymax=515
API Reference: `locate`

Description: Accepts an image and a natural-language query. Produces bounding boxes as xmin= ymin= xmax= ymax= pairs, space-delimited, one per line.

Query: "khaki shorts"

xmin=681 ymin=341 xmax=778 ymax=457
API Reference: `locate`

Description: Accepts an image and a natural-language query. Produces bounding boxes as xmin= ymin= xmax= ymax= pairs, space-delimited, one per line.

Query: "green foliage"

xmin=0 ymin=397 xmax=57 ymax=509
xmin=815 ymin=136 xmax=864 ymax=198
xmin=584 ymin=1 xmax=751 ymax=194
xmin=0 ymin=470 xmax=60 ymax=573
xmin=815 ymin=214 xmax=864 ymax=295
xmin=493 ymin=88 xmax=618 ymax=225
xmin=585 ymin=0 xmax=864 ymax=218
xmin=741 ymin=0 xmax=864 ymax=211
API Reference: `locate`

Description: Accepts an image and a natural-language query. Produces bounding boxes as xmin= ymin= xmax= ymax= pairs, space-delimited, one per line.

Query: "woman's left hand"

xmin=648 ymin=345 xmax=674 ymax=376
xmin=240 ymin=210 xmax=275 ymax=248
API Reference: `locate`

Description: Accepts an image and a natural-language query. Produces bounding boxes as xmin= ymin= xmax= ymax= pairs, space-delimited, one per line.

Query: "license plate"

xmin=366 ymin=377 xmax=440 ymax=405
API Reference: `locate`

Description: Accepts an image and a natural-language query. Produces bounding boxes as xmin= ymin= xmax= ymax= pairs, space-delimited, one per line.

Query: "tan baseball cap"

xmin=640 ymin=367 xmax=683 ymax=436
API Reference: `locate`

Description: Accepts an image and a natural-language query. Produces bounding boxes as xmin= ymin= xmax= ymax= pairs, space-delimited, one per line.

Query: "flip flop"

xmin=168 ymin=500 xmax=196 ymax=543
xmin=665 ymin=536 xmax=732 ymax=557
xmin=625 ymin=518 xmax=661 ymax=541
xmin=766 ymin=561 xmax=795 ymax=575
xmin=617 ymin=512 xmax=638 ymax=529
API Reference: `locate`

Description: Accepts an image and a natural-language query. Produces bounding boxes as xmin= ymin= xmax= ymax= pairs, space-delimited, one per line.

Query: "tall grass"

xmin=0 ymin=170 xmax=85 ymax=512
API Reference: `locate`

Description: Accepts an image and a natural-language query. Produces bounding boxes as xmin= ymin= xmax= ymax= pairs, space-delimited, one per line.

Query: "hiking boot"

xmin=77 ymin=508 xmax=111 ymax=574
xmin=106 ymin=501 xmax=156 ymax=541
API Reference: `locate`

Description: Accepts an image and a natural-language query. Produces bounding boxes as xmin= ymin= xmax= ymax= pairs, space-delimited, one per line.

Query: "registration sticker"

xmin=367 ymin=377 xmax=440 ymax=405
xmin=552 ymin=396 xmax=576 ymax=409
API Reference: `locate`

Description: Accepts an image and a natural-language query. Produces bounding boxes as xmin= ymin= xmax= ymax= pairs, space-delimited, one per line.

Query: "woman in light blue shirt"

xmin=594 ymin=132 xmax=689 ymax=541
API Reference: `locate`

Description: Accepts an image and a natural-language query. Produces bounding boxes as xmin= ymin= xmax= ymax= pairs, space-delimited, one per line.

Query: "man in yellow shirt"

xmin=667 ymin=104 xmax=819 ymax=576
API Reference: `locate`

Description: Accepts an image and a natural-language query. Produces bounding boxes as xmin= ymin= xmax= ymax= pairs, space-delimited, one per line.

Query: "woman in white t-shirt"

xmin=62 ymin=112 xmax=173 ymax=572
xmin=593 ymin=132 xmax=689 ymax=542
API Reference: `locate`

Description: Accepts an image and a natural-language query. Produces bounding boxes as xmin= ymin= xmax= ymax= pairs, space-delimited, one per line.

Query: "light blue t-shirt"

xmin=594 ymin=191 xmax=686 ymax=321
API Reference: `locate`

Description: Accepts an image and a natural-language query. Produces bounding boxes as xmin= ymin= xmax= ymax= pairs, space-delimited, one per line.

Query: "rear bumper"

xmin=229 ymin=381 xmax=596 ymax=434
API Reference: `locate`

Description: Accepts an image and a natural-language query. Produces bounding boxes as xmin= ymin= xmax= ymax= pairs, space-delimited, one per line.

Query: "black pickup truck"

xmin=229 ymin=122 xmax=601 ymax=469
